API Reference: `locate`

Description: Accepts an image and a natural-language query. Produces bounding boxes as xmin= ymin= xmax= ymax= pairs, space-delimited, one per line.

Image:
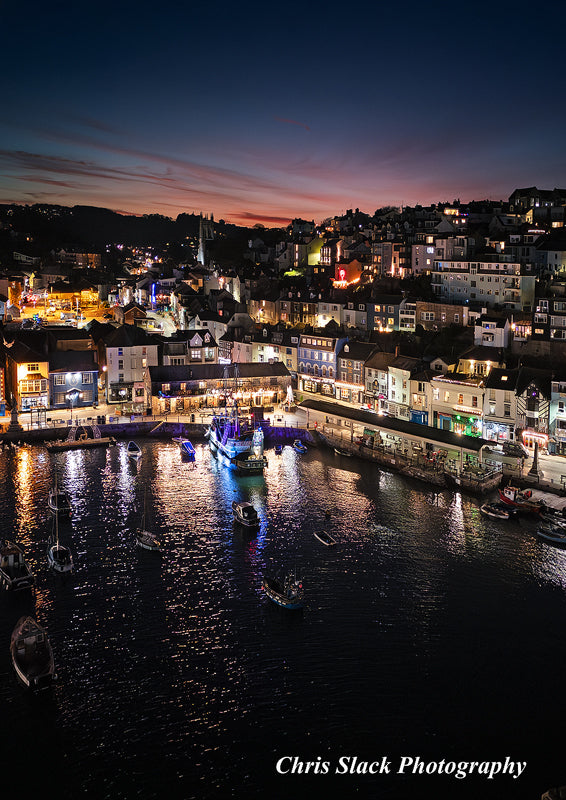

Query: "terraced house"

xmin=298 ymin=332 xmax=348 ymax=398
xmin=335 ymin=341 xmax=378 ymax=404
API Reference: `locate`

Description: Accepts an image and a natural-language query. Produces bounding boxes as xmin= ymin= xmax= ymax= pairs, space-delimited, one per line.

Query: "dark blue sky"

xmin=1 ymin=0 xmax=564 ymax=225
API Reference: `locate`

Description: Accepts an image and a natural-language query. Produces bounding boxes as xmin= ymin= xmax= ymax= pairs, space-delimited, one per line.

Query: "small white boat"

xmin=334 ymin=447 xmax=352 ymax=457
xmin=480 ymin=503 xmax=511 ymax=520
xmin=314 ymin=530 xmax=337 ymax=546
xmin=127 ymin=441 xmax=142 ymax=462
xmin=136 ymin=491 xmax=161 ymax=552
xmin=11 ymin=616 xmax=55 ymax=690
xmin=232 ymin=501 xmax=260 ymax=529
xmin=47 ymin=477 xmax=73 ymax=573
xmin=136 ymin=530 xmax=161 ymax=551
xmin=48 ymin=487 xmax=72 ymax=518
xmin=47 ymin=541 xmax=74 ymax=573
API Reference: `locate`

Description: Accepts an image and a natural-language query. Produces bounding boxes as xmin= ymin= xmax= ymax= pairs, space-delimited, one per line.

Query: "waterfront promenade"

xmin=4 ymin=395 xmax=566 ymax=498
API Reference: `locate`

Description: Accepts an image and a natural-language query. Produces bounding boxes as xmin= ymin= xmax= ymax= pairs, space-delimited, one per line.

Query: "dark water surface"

xmin=0 ymin=439 xmax=564 ymax=799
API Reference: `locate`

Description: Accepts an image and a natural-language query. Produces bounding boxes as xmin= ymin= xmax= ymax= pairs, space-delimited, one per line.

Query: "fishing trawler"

xmin=207 ymin=366 xmax=267 ymax=473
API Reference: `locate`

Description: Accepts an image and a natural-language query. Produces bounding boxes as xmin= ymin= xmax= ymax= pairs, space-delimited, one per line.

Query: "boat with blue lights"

xmin=208 ymin=407 xmax=255 ymax=459
xmin=207 ymin=366 xmax=267 ymax=473
xmin=180 ymin=440 xmax=196 ymax=460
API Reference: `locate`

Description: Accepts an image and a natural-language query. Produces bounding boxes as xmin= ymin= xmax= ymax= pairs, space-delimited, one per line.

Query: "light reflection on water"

xmin=0 ymin=439 xmax=564 ymax=798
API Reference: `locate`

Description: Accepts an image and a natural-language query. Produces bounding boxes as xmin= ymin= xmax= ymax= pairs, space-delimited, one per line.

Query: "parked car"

xmin=502 ymin=441 xmax=529 ymax=458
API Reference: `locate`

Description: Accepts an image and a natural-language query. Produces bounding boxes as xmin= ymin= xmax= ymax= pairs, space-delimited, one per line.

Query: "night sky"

xmin=1 ymin=0 xmax=564 ymax=226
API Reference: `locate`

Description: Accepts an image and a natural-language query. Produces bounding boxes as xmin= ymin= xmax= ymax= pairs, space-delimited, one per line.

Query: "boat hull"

xmin=262 ymin=576 xmax=304 ymax=610
xmin=10 ymin=616 xmax=54 ymax=690
xmin=314 ymin=531 xmax=337 ymax=546
xmin=234 ymin=454 xmax=268 ymax=475
xmin=136 ymin=531 xmax=161 ymax=551
xmin=498 ymin=488 xmax=542 ymax=514
xmin=0 ymin=542 xmax=35 ymax=591
xmin=47 ymin=545 xmax=73 ymax=573
xmin=536 ymin=529 xmax=566 ymax=547
xmin=480 ymin=503 xmax=510 ymax=520
xmin=45 ymin=437 xmax=115 ymax=452
xmin=232 ymin=502 xmax=260 ymax=528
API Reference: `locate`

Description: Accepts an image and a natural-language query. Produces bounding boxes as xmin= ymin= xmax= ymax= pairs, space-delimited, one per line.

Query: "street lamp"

xmin=66 ymin=389 xmax=82 ymax=426
xmin=119 ymin=388 xmax=127 ymax=416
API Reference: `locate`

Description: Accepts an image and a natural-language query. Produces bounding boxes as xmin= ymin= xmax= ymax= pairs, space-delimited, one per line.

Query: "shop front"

xmin=336 ymin=382 xmax=364 ymax=404
xmin=435 ymin=411 xmax=482 ymax=437
xmin=19 ymin=379 xmax=48 ymax=412
xmin=483 ymin=421 xmax=513 ymax=442
xmin=521 ymin=429 xmax=548 ymax=452
xmin=452 ymin=413 xmax=482 ymax=437
xmin=20 ymin=392 xmax=48 ymax=412
xmin=301 ymin=377 xmax=334 ymax=397
xmin=153 ymin=384 xmax=284 ymax=416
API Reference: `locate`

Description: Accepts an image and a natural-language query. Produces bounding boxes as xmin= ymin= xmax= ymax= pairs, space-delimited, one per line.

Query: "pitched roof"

xmin=49 ymin=350 xmax=98 ymax=372
xmin=105 ymin=324 xmax=162 ymax=348
xmin=516 ymin=367 xmax=552 ymax=399
xmin=364 ymin=351 xmax=397 ymax=370
xmin=484 ymin=368 xmax=520 ymax=391
xmin=337 ymin=341 xmax=379 ymax=362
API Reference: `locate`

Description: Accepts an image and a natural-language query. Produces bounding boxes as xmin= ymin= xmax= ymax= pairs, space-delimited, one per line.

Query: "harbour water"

xmin=0 ymin=438 xmax=564 ymax=799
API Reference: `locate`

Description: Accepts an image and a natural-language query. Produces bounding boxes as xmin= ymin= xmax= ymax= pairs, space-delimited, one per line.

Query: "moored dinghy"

xmin=334 ymin=446 xmax=352 ymax=457
xmin=480 ymin=503 xmax=511 ymax=520
xmin=136 ymin=491 xmax=161 ymax=552
xmin=536 ymin=526 xmax=566 ymax=547
xmin=127 ymin=441 xmax=142 ymax=463
xmin=0 ymin=540 xmax=34 ymax=591
xmin=232 ymin=501 xmax=260 ymax=529
xmin=47 ymin=476 xmax=73 ymax=573
xmin=181 ymin=440 xmax=196 ymax=460
xmin=262 ymin=571 xmax=304 ymax=610
xmin=10 ymin=616 xmax=55 ymax=690
xmin=314 ymin=530 xmax=337 ymax=546
xmin=48 ymin=486 xmax=72 ymax=518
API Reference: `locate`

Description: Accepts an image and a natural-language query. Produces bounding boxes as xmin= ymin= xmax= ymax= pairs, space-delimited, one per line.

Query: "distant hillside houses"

xmin=3 ymin=190 xmax=566 ymax=450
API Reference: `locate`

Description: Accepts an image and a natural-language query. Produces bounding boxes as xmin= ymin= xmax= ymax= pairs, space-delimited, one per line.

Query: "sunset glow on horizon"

xmin=1 ymin=1 xmax=564 ymax=227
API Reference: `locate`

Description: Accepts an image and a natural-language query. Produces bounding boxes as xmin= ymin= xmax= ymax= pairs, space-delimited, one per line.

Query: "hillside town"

xmin=1 ymin=187 xmax=566 ymax=460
